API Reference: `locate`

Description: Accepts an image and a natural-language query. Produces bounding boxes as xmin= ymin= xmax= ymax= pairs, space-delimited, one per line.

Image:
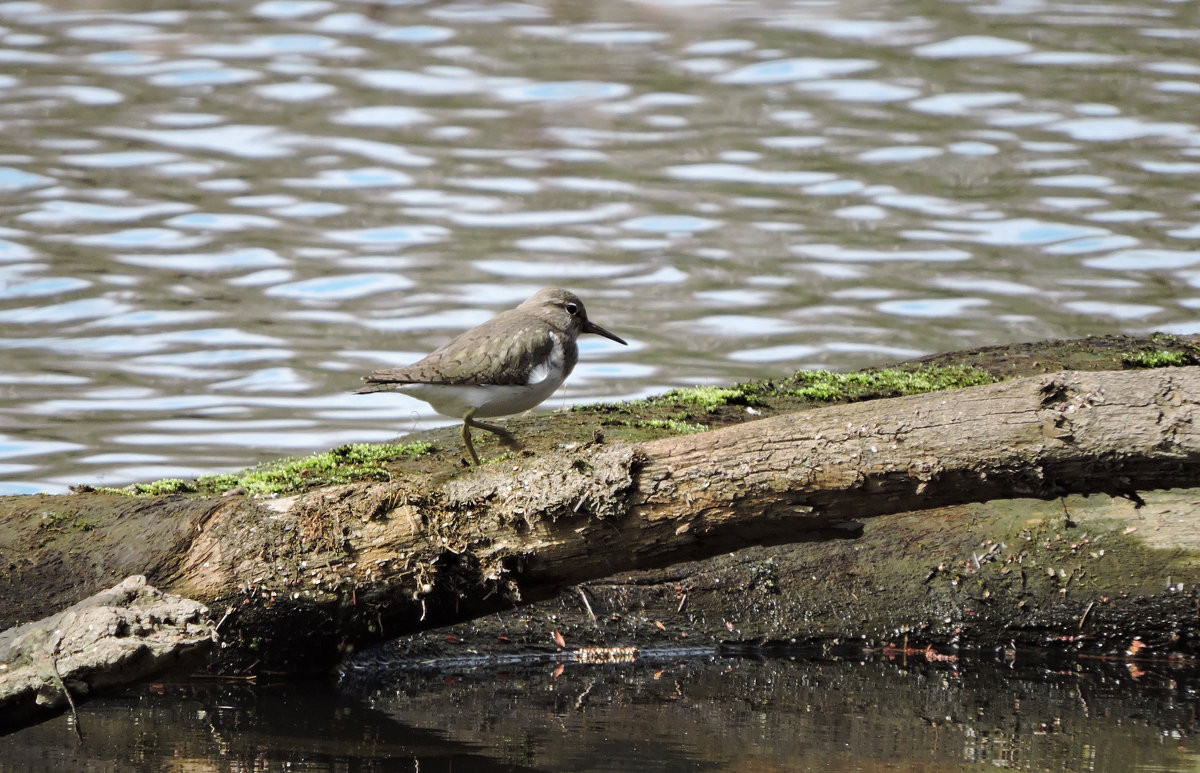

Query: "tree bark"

xmin=2 ymin=367 xmax=1199 ymax=676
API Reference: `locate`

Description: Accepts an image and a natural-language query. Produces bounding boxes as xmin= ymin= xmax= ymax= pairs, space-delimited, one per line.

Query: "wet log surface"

xmin=2 ymin=335 xmax=1200 ymax=699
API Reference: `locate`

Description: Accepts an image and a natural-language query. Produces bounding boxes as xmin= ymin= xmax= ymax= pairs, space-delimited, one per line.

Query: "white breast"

xmin=405 ymin=335 xmax=569 ymax=419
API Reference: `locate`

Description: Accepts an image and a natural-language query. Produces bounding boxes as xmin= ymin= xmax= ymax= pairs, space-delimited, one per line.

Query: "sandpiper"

xmin=355 ymin=287 xmax=627 ymax=465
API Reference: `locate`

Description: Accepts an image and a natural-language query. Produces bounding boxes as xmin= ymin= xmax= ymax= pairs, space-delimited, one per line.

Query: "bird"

xmin=355 ymin=287 xmax=627 ymax=465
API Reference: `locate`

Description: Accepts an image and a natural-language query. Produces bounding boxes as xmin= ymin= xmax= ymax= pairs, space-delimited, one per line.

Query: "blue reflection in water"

xmin=190 ymin=34 xmax=340 ymax=57
xmin=165 ymin=213 xmax=280 ymax=231
xmin=85 ymin=50 xmax=156 ymax=65
xmin=90 ymin=310 xmax=219 ymax=328
xmin=134 ymin=348 xmax=293 ymax=366
xmin=1084 ymin=250 xmax=1200 ymax=270
xmin=876 ymin=298 xmax=990 ymax=317
xmin=253 ymin=0 xmax=334 ymax=19
xmin=1063 ymin=301 xmax=1161 ymax=319
xmin=859 ymin=146 xmax=943 ymax=162
xmin=0 ymin=277 xmax=91 ymax=299
xmin=493 ymin=81 xmax=631 ymax=102
xmin=474 ymin=259 xmax=636 ymax=279
xmin=256 ymin=82 xmax=337 ymax=102
xmin=213 ymin=367 xmax=310 ymax=392
xmin=621 ymin=215 xmax=721 ymax=233
xmin=0 ymin=166 xmax=54 ymax=191
xmin=0 ymin=437 xmax=84 ymax=459
xmin=914 ymin=35 xmax=1032 ymax=59
xmin=271 ymin=202 xmax=347 ymax=218
xmin=797 ymin=79 xmax=920 ymax=102
xmin=569 ymin=30 xmax=667 ymax=45
xmin=61 ymin=151 xmax=180 ymax=168
xmin=665 ymin=163 xmax=835 ymax=186
xmin=1043 ymin=235 xmax=1139 ymax=254
xmin=729 ymin=344 xmax=822 ymax=362
xmin=0 ymin=240 xmax=32 ymax=261
xmin=0 ymin=298 xmax=132 ymax=324
xmin=68 ymin=24 xmax=165 ymax=42
xmin=76 ymin=228 xmax=205 ymax=248
xmin=921 ymin=218 xmax=1109 ymax=246
xmin=284 ymin=167 xmax=414 ymax=188
xmin=717 ymin=57 xmax=876 ymax=84
xmin=20 ymin=199 xmax=189 ymax=223
xmin=150 ymin=67 xmax=261 ymax=87
xmin=327 ymin=225 xmax=447 ymax=244
xmin=377 ymin=25 xmax=455 ymax=43
xmin=265 ymin=273 xmax=414 ymax=300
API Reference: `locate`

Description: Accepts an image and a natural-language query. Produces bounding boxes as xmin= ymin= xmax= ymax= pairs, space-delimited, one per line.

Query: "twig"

xmin=1060 ymin=498 xmax=1077 ymax=528
xmin=46 ymin=627 xmax=83 ymax=742
xmin=574 ymin=586 xmax=598 ymax=626
xmin=1079 ymin=600 xmax=1095 ymax=630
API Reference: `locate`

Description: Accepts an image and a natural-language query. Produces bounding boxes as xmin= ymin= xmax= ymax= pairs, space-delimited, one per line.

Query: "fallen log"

xmin=0 ymin=575 xmax=214 ymax=731
xmin=3 ymin=366 xmax=1198 ymax=676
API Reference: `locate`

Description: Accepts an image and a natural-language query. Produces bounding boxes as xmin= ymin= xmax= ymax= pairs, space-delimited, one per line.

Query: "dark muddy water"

xmin=4 ymin=654 xmax=1200 ymax=771
xmin=1 ymin=0 xmax=1199 ymax=493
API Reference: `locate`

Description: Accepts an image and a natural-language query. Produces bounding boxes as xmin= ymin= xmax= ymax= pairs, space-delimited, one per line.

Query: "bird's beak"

xmin=583 ymin=319 xmax=628 ymax=346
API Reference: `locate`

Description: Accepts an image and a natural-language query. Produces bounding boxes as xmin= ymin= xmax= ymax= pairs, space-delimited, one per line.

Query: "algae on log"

xmin=2 ymin=367 xmax=1200 ymax=674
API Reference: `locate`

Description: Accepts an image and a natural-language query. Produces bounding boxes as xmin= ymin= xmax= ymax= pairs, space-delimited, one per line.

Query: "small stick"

xmin=46 ymin=628 xmax=83 ymax=742
xmin=575 ymin=586 xmax=598 ymax=626
xmin=1079 ymin=600 xmax=1095 ymax=630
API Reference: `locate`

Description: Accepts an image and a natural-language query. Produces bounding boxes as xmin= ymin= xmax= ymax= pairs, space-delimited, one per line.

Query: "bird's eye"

xmin=565 ymin=302 xmax=580 ymax=316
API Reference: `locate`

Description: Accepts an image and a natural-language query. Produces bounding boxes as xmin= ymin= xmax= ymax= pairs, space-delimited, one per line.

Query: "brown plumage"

xmin=355 ymin=287 xmax=627 ymax=464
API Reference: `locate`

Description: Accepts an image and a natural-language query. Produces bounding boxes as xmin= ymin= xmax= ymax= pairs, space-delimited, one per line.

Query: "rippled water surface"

xmin=1 ymin=0 xmax=1198 ymax=491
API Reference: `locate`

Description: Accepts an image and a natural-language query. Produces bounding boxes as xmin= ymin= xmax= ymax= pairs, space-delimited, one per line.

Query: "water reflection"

xmin=0 ymin=0 xmax=1199 ymax=491
xmin=8 ymin=655 xmax=1197 ymax=771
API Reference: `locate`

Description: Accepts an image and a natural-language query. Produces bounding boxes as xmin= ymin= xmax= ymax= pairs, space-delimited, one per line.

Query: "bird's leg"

xmin=471 ymin=418 xmax=521 ymax=448
xmin=461 ymin=408 xmax=522 ymax=465
xmin=460 ymin=412 xmax=481 ymax=466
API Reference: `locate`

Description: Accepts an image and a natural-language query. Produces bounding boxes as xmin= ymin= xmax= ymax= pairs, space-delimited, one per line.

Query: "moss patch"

xmin=620 ymin=418 xmax=710 ymax=435
xmin=102 ymin=442 xmax=431 ymax=498
xmin=780 ymin=364 xmax=997 ymax=402
xmin=1121 ymin=349 xmax=1194 ymax=369
xmin=662 ymin=386 xmax=749 ymax=412
xmin=36 ymin=511 xmax=97 ymax=533
xmin=573 ymin=363 xmax=1000 ymax=444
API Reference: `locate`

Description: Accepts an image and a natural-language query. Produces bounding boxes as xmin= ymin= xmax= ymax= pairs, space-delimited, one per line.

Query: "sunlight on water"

xmin=0 ymin=0 xmax=1197 ymax=494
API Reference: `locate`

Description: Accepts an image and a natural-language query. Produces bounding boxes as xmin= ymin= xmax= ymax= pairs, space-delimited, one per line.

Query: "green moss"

xmin=37 ymin=511 xmax=97 ymax=532
xmin=622 ymin=418 xmax=709 ymax=435
xmin=662 ymin=386 xmax=748 ymax=412
xmin=576 ymin=363 xmax=997 ymax=443
xmin=133 ymin=478 xmax=192 ymax=496
xmin=782 ymin=364 xmax=997 ymax=402
xmin=1121 ymin=349 xmax=1192 ymax=369
xmin=103 ymin=441 xmax=431 ymax=497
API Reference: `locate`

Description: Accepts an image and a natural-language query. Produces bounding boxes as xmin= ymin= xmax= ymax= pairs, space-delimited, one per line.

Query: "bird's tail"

xmin=352 ymin=382 xmax=396 ymax=394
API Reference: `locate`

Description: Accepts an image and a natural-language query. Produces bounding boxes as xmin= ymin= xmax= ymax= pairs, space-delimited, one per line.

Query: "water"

xmin=4 ymin=654 xmax=1200 ymax=771
xmin=0 ymin=0 xmax=1197 ymax=493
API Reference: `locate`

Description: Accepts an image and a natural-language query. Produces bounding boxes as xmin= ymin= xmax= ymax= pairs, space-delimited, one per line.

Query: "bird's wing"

xmin=360 ymin=314 xmax=558 ymax=387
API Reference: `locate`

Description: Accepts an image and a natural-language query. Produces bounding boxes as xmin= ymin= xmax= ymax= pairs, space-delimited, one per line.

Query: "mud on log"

xmin=2 ymin=367 xmax=1200 ymax=675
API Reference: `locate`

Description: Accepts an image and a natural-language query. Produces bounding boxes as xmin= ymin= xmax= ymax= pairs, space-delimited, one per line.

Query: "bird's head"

xmin=522 ymin=287 xmax=627 ymax=345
